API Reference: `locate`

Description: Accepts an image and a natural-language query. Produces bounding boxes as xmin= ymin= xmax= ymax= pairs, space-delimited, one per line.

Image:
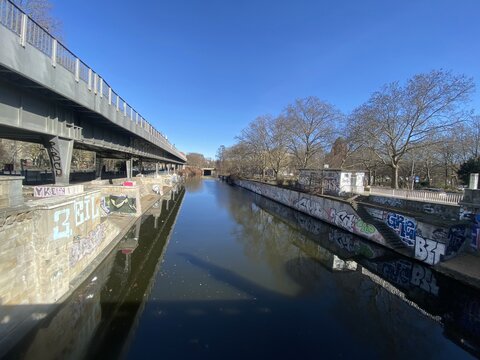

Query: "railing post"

xmin=51 ymin=39 xmax=57 ymax=67
xmin=116 ymin=96 xmax=119 ymax=111
xmin=123 ymin=102 xmax=126 ymax=116
xmin=20 ymin=13 xmax=27 ymax=47
xmin=93 ymin=74 xmax=98 ymax=94
xmin=87 ymin=69 xmax=92 ymax=91
xmin=99 ymin=78 xmax=103 ymax=98
xmin=74 ymin=58 xmax=80 ymax=82
xmin=108 ymin=87 xmax=112 ymax=105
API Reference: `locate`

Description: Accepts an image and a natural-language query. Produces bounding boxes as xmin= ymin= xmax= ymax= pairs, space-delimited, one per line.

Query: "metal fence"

xmin=0 ymin=0 xmax=186 ymax=161
xmin=0 ymin=0 xmax=22 ymax=35
xmin=56 ymin=42 xmax=76 ymax=73
xmin=367 ymin=187 xmax=464 ymax=205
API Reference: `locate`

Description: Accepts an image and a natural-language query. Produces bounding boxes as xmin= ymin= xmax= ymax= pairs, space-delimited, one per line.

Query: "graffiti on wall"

xmin=0 ymin=210 xmax=34 ymax=230
xmin=48 ymin=139 xmax=63 ymax=177
xmin=103 ymin=195 xmax=137 ymax=214
xmin=370 ymin=196 xmax=404 ymax=208
xmin=471 ymin=213 xmax=480 ymax=250
xmin=414 ymin=236 xmax=445 ymax=265
xmin=386 ymin=213 xmax=417 ymax=247
xmin=445 ymin=225 xmax=467 ymax=258
xmin=237 ymin=180 xmax=459 ymax=266
xmin=53 ymin=194 xmax=100 ymax=240
xmin=354 ymin=219 xmax=377 ymax=235
xmin=329 ymin=209 xmax=355 ymax=232
xmin=459 ymin=206 xmax=473 ymax=221
xmin=69 ymin=223 xmax=107 ymax=267
xmin=100 ymin=197 xmax=111 ymax=217
xmin=33 ymin=185 xmax=84 ymax=198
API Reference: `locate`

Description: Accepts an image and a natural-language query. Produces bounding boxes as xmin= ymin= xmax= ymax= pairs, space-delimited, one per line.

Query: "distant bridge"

xmin=0 ymin=0 xmax=186 ymax=184
xmin=201 ymin=168 xmax=215 ymax=176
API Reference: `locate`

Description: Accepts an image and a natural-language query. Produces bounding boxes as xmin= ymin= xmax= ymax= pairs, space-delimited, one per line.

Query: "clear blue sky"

xmin=51 ymin=0 xmax=480 ymax=159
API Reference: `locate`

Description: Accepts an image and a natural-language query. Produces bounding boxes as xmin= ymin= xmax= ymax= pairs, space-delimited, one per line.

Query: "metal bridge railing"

xmin=367 ymin=187 xmax=464 ymax=205
xmin=0 ymin=0 xmax=186 ymax=162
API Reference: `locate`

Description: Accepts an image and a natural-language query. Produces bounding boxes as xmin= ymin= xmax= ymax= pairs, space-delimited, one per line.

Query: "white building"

xmin=298 ymin=168 xmax=365 ymax=196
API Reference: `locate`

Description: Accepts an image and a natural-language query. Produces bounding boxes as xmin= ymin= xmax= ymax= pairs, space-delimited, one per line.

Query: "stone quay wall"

xmin=235 ymin=179 xmax=469 ymax=266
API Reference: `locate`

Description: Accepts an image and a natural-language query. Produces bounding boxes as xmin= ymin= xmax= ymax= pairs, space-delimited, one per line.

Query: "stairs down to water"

xmin=351 ymin=200 xmax=410 ymax=252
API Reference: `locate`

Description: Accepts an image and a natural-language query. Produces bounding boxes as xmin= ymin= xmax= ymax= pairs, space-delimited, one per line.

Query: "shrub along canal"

xmin=5 ymin=178 xmax=480 ymax=359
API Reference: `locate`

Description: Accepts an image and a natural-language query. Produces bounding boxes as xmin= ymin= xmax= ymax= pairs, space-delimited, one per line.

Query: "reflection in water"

xmin=3 ymin=187 xmax=185 ymax=360
xmin=125 ymin=180 xmax=478 ymax=359
xmin=225 ymin=186 xmax=480 ymax=357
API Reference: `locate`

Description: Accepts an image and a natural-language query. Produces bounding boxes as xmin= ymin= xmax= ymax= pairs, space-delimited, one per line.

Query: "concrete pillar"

xmin=138 ymin=159 xmax=143 ymax=175
xmin=134 ymin=219 xmax=141 ymax=240
xmin=43 ymin=136 xmax=73 ymax=185
xmin=126 ymin=158 xmax=133 ymax=179
xmin=95 ymin=156 xmax=104 ymax=180
xmin=155 ymin=162 xmax=159 ymax=177
xmin=469 ymin=173 xmax=479 ymax=189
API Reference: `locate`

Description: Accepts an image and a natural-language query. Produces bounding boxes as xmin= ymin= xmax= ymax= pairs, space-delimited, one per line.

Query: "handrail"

xmin=366 ymin=187 xmax=463 ymax=205
xmin=0 ymin=0 xmax=186 ymax=162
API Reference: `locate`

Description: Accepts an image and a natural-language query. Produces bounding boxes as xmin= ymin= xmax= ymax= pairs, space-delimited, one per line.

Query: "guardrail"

xmin=0 ymin=0 xmax=186 ymax=162
xmin=367 ymin=187 xmax=463 ymax=205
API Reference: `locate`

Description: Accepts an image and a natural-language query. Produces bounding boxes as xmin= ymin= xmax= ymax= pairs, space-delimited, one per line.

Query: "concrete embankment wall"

xmin=367 ymin=195 xmax=461 ymax=221
xmin=0 ymin=174 xmax=180 ymax=352
xmin=234 ymin=179 xmax=469 ymax=266
xmin=235 ymin=179 xmax=386 ymax=243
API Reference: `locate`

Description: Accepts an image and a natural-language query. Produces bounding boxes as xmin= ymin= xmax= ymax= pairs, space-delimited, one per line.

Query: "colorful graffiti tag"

xmin=386 ymin=213 xmax=417 ymax=247
xmin=53 ymin=194 xmax=100 ymax=240
xmin=103 ymin=195 xmax=137 ymax=214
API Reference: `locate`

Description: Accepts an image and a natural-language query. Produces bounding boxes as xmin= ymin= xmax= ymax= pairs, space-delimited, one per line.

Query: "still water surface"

xmin=6 ymin=179 xmax=480 ymax=359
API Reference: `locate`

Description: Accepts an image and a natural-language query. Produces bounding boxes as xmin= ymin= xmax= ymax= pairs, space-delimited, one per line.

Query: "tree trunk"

xmin=391 ymin=165 xmax=399 ymax=189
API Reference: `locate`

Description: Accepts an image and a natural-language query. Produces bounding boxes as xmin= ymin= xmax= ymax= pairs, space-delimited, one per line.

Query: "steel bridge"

xmin=0 ymin=0 xmax=186 ymax=184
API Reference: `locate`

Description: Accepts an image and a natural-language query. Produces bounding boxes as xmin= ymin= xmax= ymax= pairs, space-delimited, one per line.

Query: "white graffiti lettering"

xmin=414 ymin=236 xmax=445 ymax=265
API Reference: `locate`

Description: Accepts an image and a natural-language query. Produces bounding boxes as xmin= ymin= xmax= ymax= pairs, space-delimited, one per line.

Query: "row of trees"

xmin=216 ymin=70 xmax=477 ymax=189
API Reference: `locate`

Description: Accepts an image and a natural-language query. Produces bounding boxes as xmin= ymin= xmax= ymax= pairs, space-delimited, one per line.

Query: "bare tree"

xmin=13 ymin=0 xmax=61 ymax=36
xmin=237 ymin=116 xmax=271 ymax=179
xmin=284 ymin=96 xmax=341 ymax=169
xmin=186 ymin=152 xmax=207 ymax=168
xmin=349 ymin=70 xmax=474 ymax=189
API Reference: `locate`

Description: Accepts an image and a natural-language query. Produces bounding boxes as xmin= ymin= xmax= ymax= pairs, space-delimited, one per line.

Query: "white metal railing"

xmin=0 ymin=0 xmax=186 ymax=162
xmin=367 ymin=187 xmax=464 ymax=205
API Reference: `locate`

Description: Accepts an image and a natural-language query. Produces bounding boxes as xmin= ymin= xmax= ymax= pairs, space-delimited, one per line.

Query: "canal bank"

xmin=2 ymin=186 xmax=186 ymax=359
xmin=233 ymin=179 xmax=480 ymax=289
xmin=0 ymin=174 xmax=182 ymax=357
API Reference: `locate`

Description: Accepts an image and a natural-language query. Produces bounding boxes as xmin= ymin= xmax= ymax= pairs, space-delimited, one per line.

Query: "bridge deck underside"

xmin=0 ymin=65 xmax=183 ymax=164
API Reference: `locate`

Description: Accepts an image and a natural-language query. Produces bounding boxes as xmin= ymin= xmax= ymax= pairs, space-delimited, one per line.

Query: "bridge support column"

xmin=43 ymin=136 xmax=73 ymax=185
xmin=138 ymin=159 xmax=143 ymax=175
xmin=126 ymin=158 xmax=133 ymax=179
xmin=95 ymin=156 xmax=104 ymax=180
xmin=155 ymin=163 xmax=159 ymax=177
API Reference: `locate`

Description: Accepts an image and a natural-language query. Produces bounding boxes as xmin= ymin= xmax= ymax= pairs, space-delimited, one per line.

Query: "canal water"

xmin=4 ymin=179 xmax=480 ymax=359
